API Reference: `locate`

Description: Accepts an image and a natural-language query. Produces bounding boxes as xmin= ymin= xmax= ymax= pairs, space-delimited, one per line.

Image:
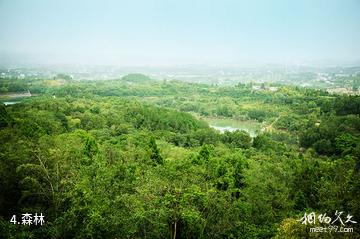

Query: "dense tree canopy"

xmin=1 ymin=74 xmax=360 ymax=238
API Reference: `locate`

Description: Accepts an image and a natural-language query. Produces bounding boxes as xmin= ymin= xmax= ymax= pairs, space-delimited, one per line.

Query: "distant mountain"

xmin=121 ymin=73 xmax=153 ymax=83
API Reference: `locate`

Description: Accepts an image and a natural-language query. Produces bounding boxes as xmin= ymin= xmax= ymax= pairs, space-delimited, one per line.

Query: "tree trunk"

xmin=173 ymin=221 xmax=177 ymax=239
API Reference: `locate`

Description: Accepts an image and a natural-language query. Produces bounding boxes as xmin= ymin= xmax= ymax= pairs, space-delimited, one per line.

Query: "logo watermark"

xmin=298 ymin=211 xmax=357 ymax=233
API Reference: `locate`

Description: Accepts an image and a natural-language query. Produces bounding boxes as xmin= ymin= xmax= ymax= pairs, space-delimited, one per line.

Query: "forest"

xmin=1 ymin=74 xmax=360 ymax=238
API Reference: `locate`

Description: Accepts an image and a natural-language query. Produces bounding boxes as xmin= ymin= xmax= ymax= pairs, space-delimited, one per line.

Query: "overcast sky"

xmin=0 ymin=0 xmax=359 ymax=66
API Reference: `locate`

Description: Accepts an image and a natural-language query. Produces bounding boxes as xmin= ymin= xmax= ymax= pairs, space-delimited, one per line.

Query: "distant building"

xmin=252 ymin=85 xmax=261 ymax=91
xmin=269 ymin=87 xmax=278 ymax=92
xmin=252 ymin=85 xmax=278 ymax=92
xmin=327 ymin=88 xmax=353 ymax=95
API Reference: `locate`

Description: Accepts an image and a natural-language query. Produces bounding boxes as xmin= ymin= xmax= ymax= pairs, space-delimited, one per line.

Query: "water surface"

xmin=203 ymin=117 xmax=261 ymax=137
xmin=3 ymin=101 xmax=19 ymax=106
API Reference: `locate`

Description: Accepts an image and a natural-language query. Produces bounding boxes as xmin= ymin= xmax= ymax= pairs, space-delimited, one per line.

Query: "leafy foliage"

xmin=1 ymin=76 xmax=360 ymax=238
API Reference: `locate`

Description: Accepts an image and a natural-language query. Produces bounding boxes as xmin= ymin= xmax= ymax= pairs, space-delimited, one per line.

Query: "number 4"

xmin=10 ymin=215 xmax=16 ymax=224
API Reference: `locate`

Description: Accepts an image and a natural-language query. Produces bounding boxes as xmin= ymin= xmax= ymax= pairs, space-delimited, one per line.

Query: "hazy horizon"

xmin=1 ymin=0 xmax=359 ymax=67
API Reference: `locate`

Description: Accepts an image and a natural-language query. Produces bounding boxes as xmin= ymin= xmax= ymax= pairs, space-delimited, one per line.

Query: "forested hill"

xmin=0 ymin=75 xmax=360 ymax=238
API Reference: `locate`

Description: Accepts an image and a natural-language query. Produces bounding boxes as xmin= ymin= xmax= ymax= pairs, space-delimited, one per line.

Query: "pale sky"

xmin=0 ymin=0 xmax=359 ymax=66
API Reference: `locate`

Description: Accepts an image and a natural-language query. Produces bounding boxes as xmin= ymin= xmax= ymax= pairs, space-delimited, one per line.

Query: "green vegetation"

xmin=1 ymin=74 xmax=360 ymax=238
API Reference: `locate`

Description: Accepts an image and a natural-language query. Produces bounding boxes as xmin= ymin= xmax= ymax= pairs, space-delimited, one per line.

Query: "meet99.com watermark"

xmin=299 ymin=211 xmax=357 ymax=233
